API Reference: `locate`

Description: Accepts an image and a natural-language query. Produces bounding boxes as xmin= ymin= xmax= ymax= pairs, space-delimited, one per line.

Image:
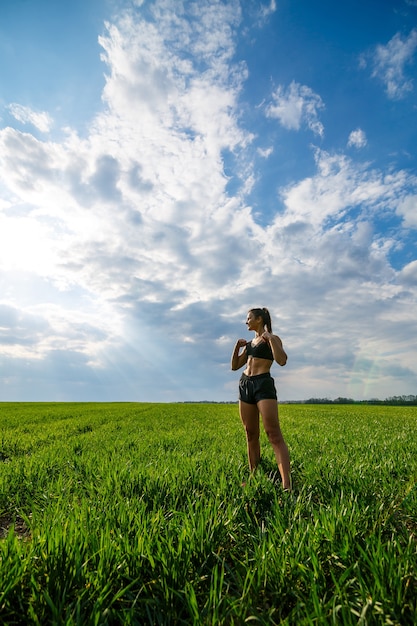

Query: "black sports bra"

xmin=246 ymin=340 xmax=273 ymax=361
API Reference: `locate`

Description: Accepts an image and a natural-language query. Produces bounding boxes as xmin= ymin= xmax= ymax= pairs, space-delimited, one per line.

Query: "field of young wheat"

xmin=0 ymin=402 xmax=416 ymax=625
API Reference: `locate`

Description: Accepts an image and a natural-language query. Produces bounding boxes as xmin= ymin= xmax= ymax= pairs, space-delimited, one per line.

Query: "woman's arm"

xmin=262 ymin=332 xmax=287 ymax=366
xmin=231 ymin=339 xmax=248 ymax=371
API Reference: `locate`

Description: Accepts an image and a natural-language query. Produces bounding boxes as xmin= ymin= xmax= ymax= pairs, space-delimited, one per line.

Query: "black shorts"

xmin=239 ymin=373 xmax=277 ymax=404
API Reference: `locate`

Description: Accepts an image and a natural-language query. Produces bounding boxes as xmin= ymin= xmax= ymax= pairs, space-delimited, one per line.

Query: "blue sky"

xmin=0 ymin=0 xmax=416 ymax=402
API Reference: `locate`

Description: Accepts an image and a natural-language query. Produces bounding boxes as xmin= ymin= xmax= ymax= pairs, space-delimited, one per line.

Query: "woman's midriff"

xmin=244 ymin=356 xmax=273 ymax=377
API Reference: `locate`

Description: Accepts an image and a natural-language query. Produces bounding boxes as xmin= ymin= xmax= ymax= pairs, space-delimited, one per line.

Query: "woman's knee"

xmin=245 ymin=427 xmax=260 ymax=442
xmin=265 ymin=428 xmax=284 ymax=446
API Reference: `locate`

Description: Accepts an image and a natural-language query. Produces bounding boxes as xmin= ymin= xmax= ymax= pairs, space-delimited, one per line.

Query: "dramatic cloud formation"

xmin=0 ymin=0 xmax=416 ymax=401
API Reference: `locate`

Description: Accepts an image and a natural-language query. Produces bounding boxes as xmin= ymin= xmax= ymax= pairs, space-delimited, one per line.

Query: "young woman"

xmin=231 ymin=307 xmax=291 ymax=490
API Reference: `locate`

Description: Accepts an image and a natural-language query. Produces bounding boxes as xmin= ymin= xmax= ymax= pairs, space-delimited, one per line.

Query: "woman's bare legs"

xmin=239 ymin=400 xmax=261 ymax=471
xmin=257 ymin=399 xmax=291 ymax=491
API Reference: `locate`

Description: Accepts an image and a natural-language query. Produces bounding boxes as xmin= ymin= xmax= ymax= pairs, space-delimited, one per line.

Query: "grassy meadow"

xmin=0 ymin=402 xmax=416 ymax=625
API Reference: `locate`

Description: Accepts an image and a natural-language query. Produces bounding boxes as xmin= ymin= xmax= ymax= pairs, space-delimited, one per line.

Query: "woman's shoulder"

xmin=270 ymin=333 xmax=282 ymax=342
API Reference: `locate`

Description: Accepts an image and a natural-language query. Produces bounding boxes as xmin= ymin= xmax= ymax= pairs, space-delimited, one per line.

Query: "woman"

xmin=231 ymin=307 xmax=291 ymax=490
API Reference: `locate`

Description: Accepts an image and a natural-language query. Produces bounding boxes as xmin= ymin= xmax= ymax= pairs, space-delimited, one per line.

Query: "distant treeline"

xmin=179 ymin=396 xmax=417 ymax=406
xmin=183 ymin=397 xmax=417 ymax=405
xmin=299 ymin=395 xmax=417 ymax=406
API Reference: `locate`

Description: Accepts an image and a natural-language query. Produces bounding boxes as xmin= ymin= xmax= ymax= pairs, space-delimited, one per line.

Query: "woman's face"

xmin=246 ymin=311 xmax=261 ymax=331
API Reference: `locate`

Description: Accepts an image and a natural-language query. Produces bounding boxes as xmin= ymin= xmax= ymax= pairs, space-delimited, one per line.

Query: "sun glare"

xmin=0 ymin=217 xmax=58 ymax=276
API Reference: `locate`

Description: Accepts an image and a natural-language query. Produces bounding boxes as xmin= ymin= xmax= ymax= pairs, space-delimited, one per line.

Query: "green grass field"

xmin=0 ymin=402 xmax=416 ymax=625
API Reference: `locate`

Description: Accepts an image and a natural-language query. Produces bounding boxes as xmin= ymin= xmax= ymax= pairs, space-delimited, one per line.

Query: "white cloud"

xmin=347 ymin=128 xmax=367 ymax=149
xmin=368 ymin=29 xmax=417 ymax=99
xmin=273 ymin=149 xmax=412 ymax=229
xmin=265 ymin=81 xmax=325 ymax=136
xmin=396 ymin=194 xmax=417 ymax=227
xmin=399 ymin=259 xmax=417 ymax=285
xmin=259 ymin=0 xmax=276 ymax=20
xmin=0 ymin=299 xmax=116 ymax=365
xmin=257 ymin=146 xmax=273 ymax=158
xmin=7 ymin=103 xmax=53 ymax=133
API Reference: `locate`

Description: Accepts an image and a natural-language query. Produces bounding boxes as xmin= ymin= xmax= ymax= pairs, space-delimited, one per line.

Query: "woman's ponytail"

xmin=262 ymin=307 xmax=272 ymax=333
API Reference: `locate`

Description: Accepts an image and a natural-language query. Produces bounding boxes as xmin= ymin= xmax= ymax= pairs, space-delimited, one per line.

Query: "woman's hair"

xmin=249 ymin=307 xmax=272 ymax=333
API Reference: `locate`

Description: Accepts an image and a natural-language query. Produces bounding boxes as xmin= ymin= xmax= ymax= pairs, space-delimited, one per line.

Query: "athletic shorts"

xmin=239 ymin=372 xmax=277 ymax=404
